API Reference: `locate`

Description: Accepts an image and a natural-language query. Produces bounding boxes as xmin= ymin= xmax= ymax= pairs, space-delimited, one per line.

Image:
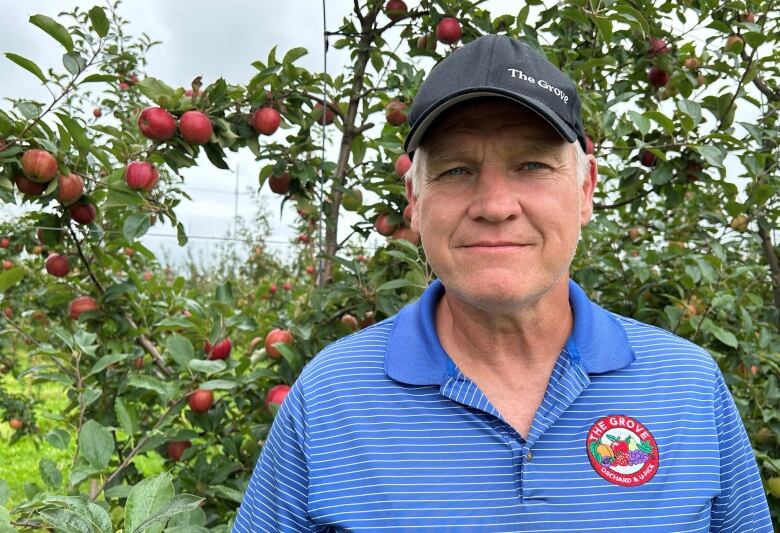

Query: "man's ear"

xmin=580 ymin=155 xmax=598 ymax=226
xmin=404 ymin=177 xmax=419 ymax=233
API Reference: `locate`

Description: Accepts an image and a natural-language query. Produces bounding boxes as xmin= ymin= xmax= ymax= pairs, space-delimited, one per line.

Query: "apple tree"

xmin=0 ymin=0 xmax=778 ymax=530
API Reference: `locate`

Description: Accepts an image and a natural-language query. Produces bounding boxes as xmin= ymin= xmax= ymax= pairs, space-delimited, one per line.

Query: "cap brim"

xmin=404 ymin=89 xmax=578 ymax=154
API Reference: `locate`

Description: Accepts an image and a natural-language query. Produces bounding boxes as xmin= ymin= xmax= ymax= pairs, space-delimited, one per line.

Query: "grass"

xmin=0 ymin=365 xmax=76 ymax=508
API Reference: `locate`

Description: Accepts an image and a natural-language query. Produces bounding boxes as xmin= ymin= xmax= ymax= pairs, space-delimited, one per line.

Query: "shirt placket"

xmin=439 ymin=351 xmax=592 ymax=505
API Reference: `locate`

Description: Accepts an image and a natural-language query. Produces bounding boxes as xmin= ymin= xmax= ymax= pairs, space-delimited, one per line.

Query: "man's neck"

xmin=434 ymin=277 xmax=573 ymax=379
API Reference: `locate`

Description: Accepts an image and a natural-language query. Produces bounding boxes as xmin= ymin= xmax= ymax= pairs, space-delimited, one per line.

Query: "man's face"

xmin=405 ymin=98 xmax=597 ymax=312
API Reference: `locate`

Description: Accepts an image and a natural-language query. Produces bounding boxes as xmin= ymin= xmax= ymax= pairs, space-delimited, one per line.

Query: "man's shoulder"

xmin=609 ymin=311 xmax=717 ymax=371
xmin=298 ymin=315 xmax=398 ymax=387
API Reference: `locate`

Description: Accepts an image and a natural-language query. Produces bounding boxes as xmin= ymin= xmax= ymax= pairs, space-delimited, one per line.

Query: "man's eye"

xmin=521 ymin=162 xmax=546 ymax=171
xmin=443 ymin=167 xmax=468 ymax=176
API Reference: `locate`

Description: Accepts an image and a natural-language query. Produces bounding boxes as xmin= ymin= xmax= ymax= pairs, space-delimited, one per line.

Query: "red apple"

xmin=395 ymin=153 xmax=412 ymax=177
xmin=384 ymin=0 xmax=407 ymax=21
xmin=725 ymin=35 xmax=744 ymax=53
xmin=265 ymin=384 xmax=291 ymax=410
xmin=268 ymin=172 xmax=291 ymax=195
xmin=305 ymin=265 xmax=316 ymax=275
xmin=340 ymin=314 xmax=359 ymax=331
xmin=205 ymin=338 xmax=232 ymax=360
xmin=125 ymin=161 xmax=159 ymax=192
xmin=166 ymin=440 xmax=191 ymax=461
xmin=14 ymin=175 xmax=46 ymax=196
xmin=69 ymin=296 xmax=99 ymax=320
xmin=118 ymin=81 xmax=130 ymax=91
xmin=436 ymin=17 xmax=462 ymax=45
xmin=69 ymin=203 xmax=96 ymax=225
xmin=9 ymin=418 xmax=23 ymax=430
xmin=264 ymin=328 xmax=294 ymax=360
xmin=188 ymin=389 xmax=214 ymax=413
xmin=178 ymin=111 xmax=213 ymax=144
xmin=375 ymin=213 xmax=398 ymax=236
xmin=585 ymin=136 xmax=594 ymax=155
xmin=639 ymin=149 xmax=657 ymax=167
xmin=356 ymin=254 xmax=367 ymax=263
xmin=297 ymin=234 xmax=310 ymax=244
xmin=392 ymin=226 xmax=420 ymax=245
xmin=93 ymin=108 xmax=102 ymax=118
xmin=0 ymin=238 xmax=8 ymax=249
xmin=56 ymin=173 xmax=84 ymax=205
xmin=648 ymin=66 xmax=670 ymax=88
xmin=45 ymin=253 xmax=69 ymax=277
xmin=417 ymin=33 xmax=436 ymax=51
xmin=2 ymin=260 xmax=12 ymax=270
xmin=283 ymin=281 xmax=293 ymax=291
xmin=269 ymin=283 xmax=278 ymax=294
xmin=3 ymin=307 xmax=12 ymax=319
xmin=741 ymin=11 xmax=756 ymax=23
xmin=138 ymin=107 xmax=177 ymax=141
xmin=142 ymin=271 xmax=153 ymax=281
xmin=21 ymin=149 xmax=58 ymax=183
xmin=684 ymin=57 xmax=699 ymax=70
xmin=312 ymin=102 xmax=335 ymax=125
xmin=252 ymin=107 xmax=281 ymax=135
xmin=385 ymin=100 xmax=408 ymax=126
xmin=648 ymin=38 xmax=669 ymax=55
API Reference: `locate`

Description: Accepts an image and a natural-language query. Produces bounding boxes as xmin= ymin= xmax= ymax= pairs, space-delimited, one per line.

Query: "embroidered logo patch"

xmin=586 ymin=415 xmax=658 ymax=487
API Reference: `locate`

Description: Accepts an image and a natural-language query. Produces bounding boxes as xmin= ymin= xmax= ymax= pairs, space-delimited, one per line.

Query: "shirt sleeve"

xmin=233 ymin=380 xmax=321 ymax=533
xmin=709 ymin=371 xmax=773 ymax=532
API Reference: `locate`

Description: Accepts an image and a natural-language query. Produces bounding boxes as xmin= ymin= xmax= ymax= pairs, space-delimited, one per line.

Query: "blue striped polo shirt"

xmin=233 ymin=279 xmax=772 ymax=532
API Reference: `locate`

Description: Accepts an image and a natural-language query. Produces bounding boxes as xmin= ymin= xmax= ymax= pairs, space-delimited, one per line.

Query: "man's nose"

xmin=467 ymin=167 xmax=522 ymax=222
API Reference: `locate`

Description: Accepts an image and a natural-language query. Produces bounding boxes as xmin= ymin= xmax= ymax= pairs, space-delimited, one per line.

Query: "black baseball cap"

xmin=404 ymin=34 xmax=586 ymax=154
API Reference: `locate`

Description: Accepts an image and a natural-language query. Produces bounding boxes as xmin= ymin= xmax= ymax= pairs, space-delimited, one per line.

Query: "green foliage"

xmin=0 ymin=0 xmax=779 ymax=529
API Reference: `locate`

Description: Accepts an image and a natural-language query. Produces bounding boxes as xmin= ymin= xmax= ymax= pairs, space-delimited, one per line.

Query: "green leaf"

xmin=81 ymin=73 xmax=116 ymax=83
xmin=0 ymin=506 xmax=11 ymax=533
xmin=39 ymin=458 xmax=63 ymax=490
xmin=4 ymin=53 xmax=47 ymax=83
xmin=123 ymin=212 xmax=151 ymax=242
xmin=166 ymin=334 xmax=195 ymax=368
xmin=710 ymin=325 xmax=738 ymax=348
xmin=127 ymin=375 xmax=173 ymax=400
xmin=200 ymin=379 xmax=239 ymax=390
xmin=643 ymin=110 xmax=674 ymax=135
xmin=88 ymin=353 xmax=132 ymax=376
xmin=62 ymin=52 xmax=86 ymax=76
xmin=29 ymin=14 xmax=74 ymax=52
xmin=0 ymin=267 xmax=24 ymax=292
xmin=124 ymin=473 xmax=174 ymax=533
xmin=212 ymin=484 xmax=245 ymax=503
xmin=88 ymin=6 xmax=109 ymax=37
xmin=593 ymin=15 xmax=612 ymax=43
xmin=131 ymin=494 xmax=204 ymax=533
xmin=56 ymin=112 xmax=90 ymax=154
xmin=44 ymin=428 xmax=71 ymax=449
xmin=115 ymin=397 xmax=139 ymax=436
xmin=39 ymin=497 xmax=112 ymax=533
xmin=78 ymin=420 xmax=114 ymax=470
xmin=215 ymin=281 xmax=234 ymax=305
xmin=677 ymin=99 xmax=702 ymax=127
xmin=377 ymin=279 xmax=416 ymax=292
xmin=627 ymin=110 xmax=650 ymax=135
xmin=136 ymin=77 xmax=176 ymax=103
xmin=189 ymin=359 xmax=226 ymax=375
xmin=102 ymin=281 xmax=136 ymax=302
xmin=693 ymin=145 xmax=724 ymax=168
xmin=283 ymin=47 xmax=308 ymax=64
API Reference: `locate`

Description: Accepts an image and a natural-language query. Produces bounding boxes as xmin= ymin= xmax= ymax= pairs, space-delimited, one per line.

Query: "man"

xmin=234 ymin=35 xmax=772 ymax=532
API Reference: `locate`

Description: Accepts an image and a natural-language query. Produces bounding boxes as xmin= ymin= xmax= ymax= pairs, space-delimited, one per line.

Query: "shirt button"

xmin=526 ymin=450 xmax=533 ymax=461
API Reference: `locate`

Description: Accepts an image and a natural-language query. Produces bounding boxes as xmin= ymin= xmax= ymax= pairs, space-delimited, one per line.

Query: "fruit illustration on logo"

xmin=586 ymin=415 xmax=659 ymax=487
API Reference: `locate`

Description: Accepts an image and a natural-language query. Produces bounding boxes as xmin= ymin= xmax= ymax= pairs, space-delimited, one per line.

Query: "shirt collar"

xmin=385 ymin=279 xmax=635 ymax=386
